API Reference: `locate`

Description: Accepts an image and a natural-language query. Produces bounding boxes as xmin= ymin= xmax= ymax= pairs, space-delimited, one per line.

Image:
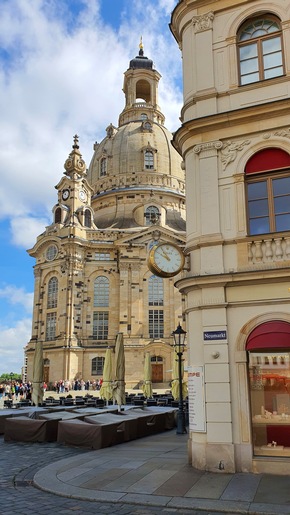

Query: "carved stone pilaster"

xmin=194 ymin=141 xmax=223 ymax=158
xmin=192 ymin=12 xmax=214 ymax=33
xmin=119 ymin=262 xmax=130 ymax=273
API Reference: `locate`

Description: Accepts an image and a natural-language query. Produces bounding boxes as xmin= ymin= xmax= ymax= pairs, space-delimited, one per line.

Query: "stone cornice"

xmin=173 ymin=97 xmax=290 ymax=156
xmin=175 ymin=266 xmax=290 ymax=295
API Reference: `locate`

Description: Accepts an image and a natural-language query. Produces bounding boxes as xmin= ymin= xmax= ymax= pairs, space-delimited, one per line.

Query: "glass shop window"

xmin=249 ymin=351 xmax=290 ymax=457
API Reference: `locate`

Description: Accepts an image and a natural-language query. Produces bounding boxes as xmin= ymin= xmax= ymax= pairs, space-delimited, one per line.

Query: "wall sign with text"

xmin=203 ymin=330 xmax=227 ymax=341
xmin=188 ymin=366 xmax=206 ymax=432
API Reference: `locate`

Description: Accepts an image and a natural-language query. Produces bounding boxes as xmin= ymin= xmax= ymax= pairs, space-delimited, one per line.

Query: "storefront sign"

xmin=188 ymin=366 xmax=206 ymax=432
xmin=203 ymin=330 xmax=227 ymax=341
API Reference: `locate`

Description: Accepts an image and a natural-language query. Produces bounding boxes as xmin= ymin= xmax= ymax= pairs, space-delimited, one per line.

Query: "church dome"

xmin=87 ymin=46 xmax=185 ymax=231
xmin=88 ymin=119 xmax=184 ymax=192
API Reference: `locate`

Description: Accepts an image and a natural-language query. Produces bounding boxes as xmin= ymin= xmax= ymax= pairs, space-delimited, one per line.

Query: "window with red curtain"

xmin=246 ymin=148 xmax=290 ymax=235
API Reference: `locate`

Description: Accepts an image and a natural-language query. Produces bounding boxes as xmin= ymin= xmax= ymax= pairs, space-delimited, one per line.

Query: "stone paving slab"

xmin=184 ymin=471 xmax=233 ymax=499
xmin=126 ymin=469 xmax=177 ymax=494
xmin=221 ymin=472 xmax=261 ymax=502
xmin=254 ymin=474 xmax=290 ymax=504
xmin=154 ymin=466 xmax=202 ymax=497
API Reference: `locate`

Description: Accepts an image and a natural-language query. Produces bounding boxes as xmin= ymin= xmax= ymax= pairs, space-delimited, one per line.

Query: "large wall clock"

xmin=147 ymin=242 xmax=185 ymax=278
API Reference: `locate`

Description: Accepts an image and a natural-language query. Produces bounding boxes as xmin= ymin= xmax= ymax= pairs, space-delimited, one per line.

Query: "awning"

xmin=246 ymin=321 xmax=290 ymax=350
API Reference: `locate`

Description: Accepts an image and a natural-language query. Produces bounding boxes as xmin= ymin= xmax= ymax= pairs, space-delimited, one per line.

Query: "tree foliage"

xmin=0 ymin=373 xmax=21 ymax=381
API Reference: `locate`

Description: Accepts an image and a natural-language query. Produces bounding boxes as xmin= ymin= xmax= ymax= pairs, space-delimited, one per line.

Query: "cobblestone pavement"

xmin=0 ymin=437 xmax=221 ymax=515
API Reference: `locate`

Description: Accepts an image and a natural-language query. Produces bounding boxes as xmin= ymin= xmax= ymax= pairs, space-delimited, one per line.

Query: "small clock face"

xmin=148 ymin=243 xmax=185 ymax=278
xmin=79 ymin=190 xmax=87 ymax=202
xmin=62 ymin=189 xmax=70 ymax=201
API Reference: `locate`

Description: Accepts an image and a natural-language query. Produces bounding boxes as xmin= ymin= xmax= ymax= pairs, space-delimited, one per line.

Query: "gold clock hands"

xmin=160 ymin=250 xmax=170 ymax=261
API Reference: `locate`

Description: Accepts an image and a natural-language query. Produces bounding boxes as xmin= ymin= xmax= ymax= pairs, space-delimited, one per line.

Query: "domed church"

xmin=25 ymin=43 xmax=186 ymax=388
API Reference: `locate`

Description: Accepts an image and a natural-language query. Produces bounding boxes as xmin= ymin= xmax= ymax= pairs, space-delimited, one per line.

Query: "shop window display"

xmin=249 ymin=352 xmax=290 ymax=456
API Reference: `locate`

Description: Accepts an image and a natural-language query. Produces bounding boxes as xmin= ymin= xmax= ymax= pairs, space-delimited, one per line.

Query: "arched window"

xmin=55 ymin=207 xmax=62 ymax=224
xmin=246 ymin=148 xmax=290 ymax=235
xmin=94 ymin=276 xmax=109 ymax=307
xmin=145 ymin=205 xmax=160 ymax=225
xmin=100 ymin=157 xmax=107 ymax=177
xmin=140 ymin=113 xmax=148 ymax=120
xmin=148 ymin=275 xmax=164 ymax=338
xmin=93 ymin=276 xmax=109 ymax=340
xmin=144 ymin=150 xmax=154 ymax=169
xmin=47 ymin=277 xmax=58 ymax=309
xmin=148 ymin=276 xmax=163 ymax=306
xmin=84 ymin=209 xmax=91 ymax=228
xmin=238 ymin=16 xmax=284 ymax=85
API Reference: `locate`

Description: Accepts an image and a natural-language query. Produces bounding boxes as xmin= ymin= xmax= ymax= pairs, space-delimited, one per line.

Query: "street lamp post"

xmin=172 ymin=323 xmax=187 ymax=434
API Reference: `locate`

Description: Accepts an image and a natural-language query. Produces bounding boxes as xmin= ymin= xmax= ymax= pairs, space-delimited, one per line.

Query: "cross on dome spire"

xmin=72 ymin=134 xmax=80 ymax=149
xmin=64 ymin=135 xmax=86 ymax=177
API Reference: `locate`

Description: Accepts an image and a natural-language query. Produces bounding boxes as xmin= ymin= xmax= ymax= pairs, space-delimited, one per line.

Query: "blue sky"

xmin=0 ymin=0 xmax=183 ymax=375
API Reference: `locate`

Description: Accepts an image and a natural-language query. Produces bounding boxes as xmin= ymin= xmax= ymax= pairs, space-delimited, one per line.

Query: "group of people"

xmin=0 ymin=378 xmax=105 ymax=403
xmin=52 ymin=378 xmax=103 ymax=394
xmin=0 ymin=381 xmax=33 ymax=401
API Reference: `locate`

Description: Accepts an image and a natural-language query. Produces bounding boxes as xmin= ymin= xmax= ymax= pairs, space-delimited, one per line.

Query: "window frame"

xmin=149 ymin=309 xmax=164 ymax=339
xmin=84 ymin=209 xmax=91 ymax=228
xmin=94 ymin=276 xmax=109 ymax=307
xmin=55 ymin=207 xmax=62 ymax=224
xmin=92 ymin=312 xmax=109 ymax=340
xmin=46 ymin=312 xmax=57 ymax=341
xmin=145 ymin=205 xmax=160 ymax=226
xmin=47 ymin=277 xmax=58 ymax=309
xmin=92 ymin=356 xmax=105 ymax=375
xmin=100 ymin=157 xmax=107 ymax=177
xmin=237 ymin=15 xmax=284 ymax=86
xmin=148 ymin=276 xmax=163 ymax=306
xmin=246 ymin=169 xmax=290 ymax=236
xmin=144 ymin=150 xmax=154 ymax=170
xmin=148 ymin=275 xmax=164 ymax=338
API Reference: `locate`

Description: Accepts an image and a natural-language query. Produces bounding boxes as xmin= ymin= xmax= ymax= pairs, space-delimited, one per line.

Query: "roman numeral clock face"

xmin=148 ymin=243 xmax=185 ymax=278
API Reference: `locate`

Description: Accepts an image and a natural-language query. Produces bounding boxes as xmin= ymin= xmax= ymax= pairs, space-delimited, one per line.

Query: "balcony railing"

xmin=247 ymin=236 xmax=290 ymax=264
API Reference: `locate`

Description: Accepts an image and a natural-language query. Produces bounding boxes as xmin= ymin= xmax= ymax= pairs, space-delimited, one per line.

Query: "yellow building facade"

xmin=171 ymin=0 xmax=290 ymax=473
xmin=25 ymin=47 xmax=186 ymax=390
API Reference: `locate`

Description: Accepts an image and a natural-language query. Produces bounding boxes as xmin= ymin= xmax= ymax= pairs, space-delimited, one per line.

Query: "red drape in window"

xmin=245 ymin=148 xmax=290 ymax=174
xmin=246 ymin=321 xmax=290 ymax=350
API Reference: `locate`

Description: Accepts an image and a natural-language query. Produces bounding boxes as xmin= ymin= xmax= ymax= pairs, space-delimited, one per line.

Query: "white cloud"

xmin=0 ymin=286 xmax=33 ymax=374
xmin=0 ymin=318 xmax=31 ymax=375
xmin=10 ymin=216 xmax=51 ymax=249
xmin=0 ymin=0 xmax=182 ymax=230
xmin=0 ymin=285 xmax=33 ymax=313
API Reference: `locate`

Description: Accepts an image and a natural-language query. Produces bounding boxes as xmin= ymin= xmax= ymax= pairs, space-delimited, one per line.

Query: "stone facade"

xmin=171 ymin=0 xmax=290 ymax=474
xmin=25 ymin=45 xmax=186 ymax=390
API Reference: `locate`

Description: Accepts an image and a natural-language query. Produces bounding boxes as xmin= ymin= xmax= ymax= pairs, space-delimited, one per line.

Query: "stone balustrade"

xmin=247 ymin=236 xmax=290 ymax=264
